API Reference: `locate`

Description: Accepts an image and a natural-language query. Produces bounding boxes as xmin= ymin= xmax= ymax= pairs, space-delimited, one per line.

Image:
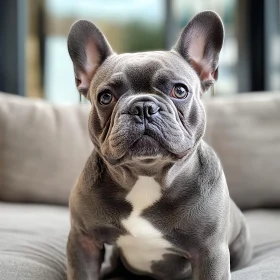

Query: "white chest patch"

xmin=117 ymin=176 xmax=172 ymax=273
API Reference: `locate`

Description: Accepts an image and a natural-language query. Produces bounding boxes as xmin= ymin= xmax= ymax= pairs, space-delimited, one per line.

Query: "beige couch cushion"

xmin=0 ymin=92 xmax=280 ymax=209
xmin=1 ymin=202 xmax=280 ymax=280
xmin=204 ymin=93 xmax=280 ymax=209
xmin=0 ymin=93 xmax=92 ymax=204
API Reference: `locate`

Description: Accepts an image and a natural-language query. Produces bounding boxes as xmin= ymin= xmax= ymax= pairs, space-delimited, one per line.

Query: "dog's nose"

xmin=145 ymin=102 xmax=160 ymax=117
xmin=129 ymin=101 xmax=160 ymax=121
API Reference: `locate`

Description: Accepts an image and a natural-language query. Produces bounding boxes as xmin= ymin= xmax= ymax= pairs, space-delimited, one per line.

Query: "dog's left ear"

xmin=67 ymin=20 xmax=114 ymax=98
xmin=173 ymin=11 xmax=224 ymax=91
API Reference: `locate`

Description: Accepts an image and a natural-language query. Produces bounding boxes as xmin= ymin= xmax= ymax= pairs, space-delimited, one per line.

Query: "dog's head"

xmin=67 ymin=11 xmax=224 ymax=165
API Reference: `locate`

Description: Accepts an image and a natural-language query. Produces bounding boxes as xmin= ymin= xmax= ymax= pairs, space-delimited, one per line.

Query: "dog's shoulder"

xmin=69 ymin=151 xmax=107 ymax=227
xmin=196 ymin=141 xmax=225 ymax=189
xmin=69 ymin=151 xmax=133 ymax=232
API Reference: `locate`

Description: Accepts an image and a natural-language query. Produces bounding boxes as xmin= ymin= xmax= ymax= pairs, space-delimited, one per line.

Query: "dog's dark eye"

xmin=171 ymin=85 xmax=188 ymax=99
xmin=99 ymin=91 xmax=113 ymax=105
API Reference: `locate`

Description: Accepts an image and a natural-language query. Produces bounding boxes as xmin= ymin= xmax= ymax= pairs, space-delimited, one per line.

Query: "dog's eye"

xmin=170 ymin=85 xmax=188 ymax=99
xmin=99 ymin=91 xmax=113 ymax=105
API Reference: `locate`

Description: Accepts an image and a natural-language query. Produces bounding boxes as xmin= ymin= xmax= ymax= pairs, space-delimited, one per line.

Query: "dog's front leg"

xmin=191 ymin=244 xmax=231 ymax=280
xmin=67 ymin=227 xmax=104 ymax=280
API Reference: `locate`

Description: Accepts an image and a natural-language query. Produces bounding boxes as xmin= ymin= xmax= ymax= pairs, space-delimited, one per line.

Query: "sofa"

xmin=0 ymin=92 xmax=280 ymax=280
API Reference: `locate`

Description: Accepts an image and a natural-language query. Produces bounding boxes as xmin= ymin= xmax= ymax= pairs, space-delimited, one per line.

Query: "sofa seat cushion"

xmin=0 ymin=203 xmax=69 ymax=280
xmin=1 ymin=203 xmax=280 ymax=280
xmin=232 ymin=210 xmax=280 ymax=279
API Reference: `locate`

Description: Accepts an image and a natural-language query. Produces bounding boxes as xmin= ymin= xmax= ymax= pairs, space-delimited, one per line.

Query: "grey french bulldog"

xmin=66 ymin=11 xmax=252 ymax=280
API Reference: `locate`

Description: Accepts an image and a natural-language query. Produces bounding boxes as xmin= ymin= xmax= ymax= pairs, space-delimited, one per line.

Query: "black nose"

xmin=129 ymin=101 xmax=160 ymax=121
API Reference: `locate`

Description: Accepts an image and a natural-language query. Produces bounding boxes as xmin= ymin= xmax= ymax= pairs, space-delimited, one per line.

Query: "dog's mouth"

xmin=104 ymin=133 xmax=192 ymax=165
xmin=130 ymin=134 xmax=167 ymax=156
xmin=121 ymin=132 xmax=192 ymax=163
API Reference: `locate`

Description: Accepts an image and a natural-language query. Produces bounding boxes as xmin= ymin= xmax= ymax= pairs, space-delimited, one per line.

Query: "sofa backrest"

xmin=204 ymin=93 xmax=280 ymax=209
xmin=0 ymin=93 xmax=92 ymax=205
xmin=0 ymin=92 xmax=279 ymax=209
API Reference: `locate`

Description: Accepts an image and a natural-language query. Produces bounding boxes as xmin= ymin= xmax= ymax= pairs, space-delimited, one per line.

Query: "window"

xmin=0 ymin=0 xmax=279 ymax=101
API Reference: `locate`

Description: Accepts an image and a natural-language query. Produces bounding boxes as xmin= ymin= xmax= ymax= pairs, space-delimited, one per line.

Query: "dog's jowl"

xmin=66 ymin=11 xmax=252 ymax=280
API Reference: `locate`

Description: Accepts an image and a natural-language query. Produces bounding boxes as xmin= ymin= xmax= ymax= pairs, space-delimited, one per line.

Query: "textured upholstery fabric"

xmin=0 ymin=203 xmax=280 ymax=280
xmin=204 ymin=93 xmax=280 ymax=209
xmin=0 ymin=93 xmax=92 ymax=205
xmin=0 ymin=203 xmax=69 ymax=280
xmin=0 ymin=92 xmax=279 ymax=209
xmin=232 ymin=210 xmax=280 ymax=279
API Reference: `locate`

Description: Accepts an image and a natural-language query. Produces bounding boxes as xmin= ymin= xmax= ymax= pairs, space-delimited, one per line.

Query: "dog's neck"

xmin=93 ymin=143 xmax=202 ymax=191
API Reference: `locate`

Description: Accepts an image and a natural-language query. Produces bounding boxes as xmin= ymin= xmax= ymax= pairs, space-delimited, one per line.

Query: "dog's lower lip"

xmin=176 ymin=149 xmax=191 ymax=159
xmin=104 ymin=156 xmax=120 ymax=165
xmin=132 ymin=134 xmax=155 ymax=148
xmin=138 ymin=133 xmax=153 ymax=139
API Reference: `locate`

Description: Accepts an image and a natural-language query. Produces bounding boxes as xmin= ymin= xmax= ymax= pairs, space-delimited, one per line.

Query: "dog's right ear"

xmin=173 ymin=11 xmax=224 ymax=92
xmin=67 ymin=20 xmax=113 ymax=98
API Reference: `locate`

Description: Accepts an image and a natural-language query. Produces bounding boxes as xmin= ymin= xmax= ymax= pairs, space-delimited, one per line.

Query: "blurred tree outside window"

xmin=24 ymin=0 xmax=280 ymax=104
xmin=43 ymin=0 xmax=165 ymax=103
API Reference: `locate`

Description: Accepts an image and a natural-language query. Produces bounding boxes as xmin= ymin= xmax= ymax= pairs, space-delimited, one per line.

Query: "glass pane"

xmin=265 ymin=0 xmax=280 ymax=91
xmin=23 ymin=0 xmax=280 ymax=101
xmin=44 ymin=0 xmax=165 ymax=104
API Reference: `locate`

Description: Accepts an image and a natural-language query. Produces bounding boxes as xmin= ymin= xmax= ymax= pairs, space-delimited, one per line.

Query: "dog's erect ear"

xmin=173 ymin=11 xmax=224 ymax=91
xmin=68 ymin=20 xmax=113 ymax=97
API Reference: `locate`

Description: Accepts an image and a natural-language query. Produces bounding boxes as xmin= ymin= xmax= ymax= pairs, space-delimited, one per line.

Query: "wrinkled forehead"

xmin=92 ymin=51 xmax=199 ymax=92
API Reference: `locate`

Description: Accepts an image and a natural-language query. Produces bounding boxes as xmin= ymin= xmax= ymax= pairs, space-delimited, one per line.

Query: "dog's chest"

xmin=117 ymin=176 xmax=173 ymax=273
